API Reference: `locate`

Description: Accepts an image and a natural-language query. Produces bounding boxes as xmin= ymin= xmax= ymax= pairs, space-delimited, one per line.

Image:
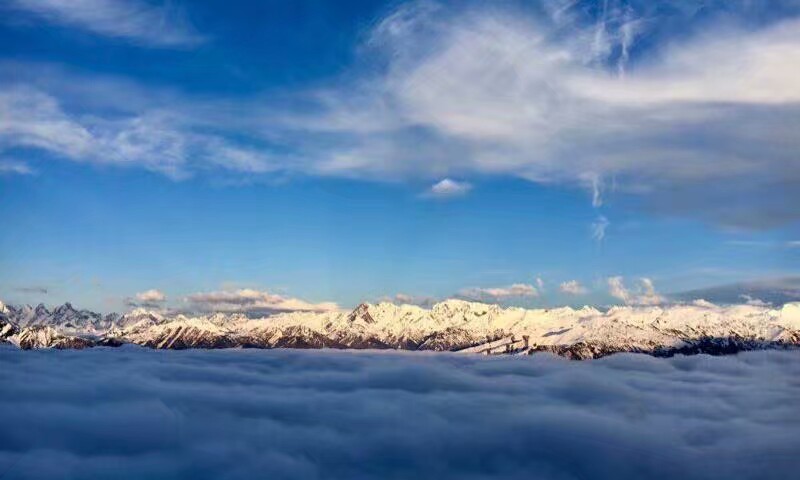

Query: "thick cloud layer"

xmin=1 ymin=347 xmax=799 ymax=479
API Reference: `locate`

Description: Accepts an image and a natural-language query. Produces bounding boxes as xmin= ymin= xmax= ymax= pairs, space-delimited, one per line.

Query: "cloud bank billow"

xmin=0 ymin=346 xmax=798 ymax=480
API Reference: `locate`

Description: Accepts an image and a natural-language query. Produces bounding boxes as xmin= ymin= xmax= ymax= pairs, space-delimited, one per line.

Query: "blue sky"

xmin=1 ymin=0 xmax=798 ymax=313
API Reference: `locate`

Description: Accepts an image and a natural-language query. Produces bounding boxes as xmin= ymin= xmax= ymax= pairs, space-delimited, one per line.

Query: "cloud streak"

xmin=7 ymin=0 xmax=205 ymax=47
xmin=0 ymin=347 xmax=798 ymax=479
xmin=591 ymin=215 xmax=610 ymax=242
xmin=0 ymin=159 xmax=35 ymax=175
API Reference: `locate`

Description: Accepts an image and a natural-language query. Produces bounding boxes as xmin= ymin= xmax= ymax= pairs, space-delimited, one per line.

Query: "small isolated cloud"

xmin=7 ymin=0 xmax=205 ymax=47
xmin=0 ymin=159 xmax=35 ymax=175
xmin=591 ymin=215 xmax=610 ymax=242
xmin=607 ymin=276 xmax=663 ymax=305
xmin=125 ymin=289 xmax=167 ymax=308
xmin=460 ymin=283 xmax=539 ymax=301
xmin=186 ymin=288 xmax=339 ymax=315
xmin=135 ymin=289 xmax=166 ymax=304
xmin=559 ymin=280 xmax=587 ymax=296
xmin=426 ymin=178 xmax=472 ymax=198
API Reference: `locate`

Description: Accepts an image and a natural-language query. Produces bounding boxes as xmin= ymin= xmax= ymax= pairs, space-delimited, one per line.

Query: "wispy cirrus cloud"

xmin=0 ymin=83 xmax=278 ymax=180
xmin=591 ymin=216 xmax=610 ymax=242
xmin=0 ymin=159 xmax=35 ymax=175
xmin=282 ymin=0 xmax=800 ymax=229
xmin=6 ymin=0 xmax=205 ymax=47
xmin=2 ymin=1 xmax=800 ymax=229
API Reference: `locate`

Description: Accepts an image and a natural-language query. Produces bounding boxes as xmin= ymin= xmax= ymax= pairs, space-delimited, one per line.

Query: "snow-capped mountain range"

xmin=2 ymin=299 xmax=799 ymax=359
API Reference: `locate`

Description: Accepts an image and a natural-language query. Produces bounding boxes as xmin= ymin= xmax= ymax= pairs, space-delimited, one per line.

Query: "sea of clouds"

xmin=1 ymin=346 xmax=799 ymax=479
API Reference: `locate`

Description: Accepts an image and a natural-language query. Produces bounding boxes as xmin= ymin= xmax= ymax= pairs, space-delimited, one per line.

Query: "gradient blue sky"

xmin=1 ymin=0 xmax=798 ymax=312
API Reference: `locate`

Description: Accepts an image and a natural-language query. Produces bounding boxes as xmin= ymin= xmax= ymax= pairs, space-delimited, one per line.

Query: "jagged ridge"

xmin=2 ymin=299 xmax=800 ymax=359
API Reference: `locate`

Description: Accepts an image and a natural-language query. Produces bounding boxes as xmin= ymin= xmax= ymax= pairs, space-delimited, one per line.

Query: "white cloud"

xmin=2 ymin=3 xmax=800 ymax=228
xmin=4 ymin=348 xmax=800 ymax=479
xmin=0 ymin=86 xmax=94 ymax=159
xmin=460 ymin=283 xmax=539 ymax=301
xmin=0 ymin=159 xmax=35 ymax=175
xmin=607 ymin=276 xmax=630 ymax=304
xmin=591 ymin=215 xmax=610 ymax=242
xmin=607 ymin=276 xmax=663 ymax=305
xmin=186 ymin=288 xmax=340 ymax=314
xmin=135 ymin=289 xmax=166 ymax=304
xmin=559 ymin=280 xmax=587 ymax=295
xmin=588 ymin=173 xmax=604 ymax=208
xmin=284 ymin=3 xmax=800 ymax=228
xmin=426 ymin=178 xmax=472 ymax=198
xmin=125 ymin=289 xmax=167 ymax=308
xmin=7 ymin=0 xmax=205 ymax=47
xmin=0 ymin=85 xmax=277 ymax=180
xmin=637 ymin=278 xmax=663 ymax=305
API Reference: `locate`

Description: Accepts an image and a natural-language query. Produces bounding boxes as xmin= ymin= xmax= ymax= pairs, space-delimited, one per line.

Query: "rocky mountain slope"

xmin=2 ymin=299 xmax=799 ymax=358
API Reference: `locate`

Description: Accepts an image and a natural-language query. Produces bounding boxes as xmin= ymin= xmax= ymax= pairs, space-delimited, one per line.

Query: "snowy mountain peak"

xmin=348 ymin=303 xmax=376 ymax=324
xmin=2 ymin=298 xmax=800 ymax=358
